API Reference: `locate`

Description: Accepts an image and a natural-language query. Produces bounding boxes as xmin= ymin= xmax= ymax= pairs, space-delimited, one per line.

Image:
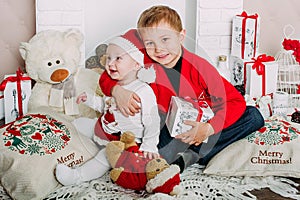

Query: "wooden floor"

xmin=250 ymin=178 xmax=299 ymax=200
xmin=0 ymin=119 xmax=299 ymax=199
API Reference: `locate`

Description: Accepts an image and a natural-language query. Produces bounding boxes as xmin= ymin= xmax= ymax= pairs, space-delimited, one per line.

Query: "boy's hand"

xmin=112 ymin=85 xmax=141 ymax=117
xmin=143 ymin=151 xmax=160 ymax=160
xmin=76 ymin=92 xmax=87 ymax=104
xmin=175 ymin=121 xmax=214 ymax=146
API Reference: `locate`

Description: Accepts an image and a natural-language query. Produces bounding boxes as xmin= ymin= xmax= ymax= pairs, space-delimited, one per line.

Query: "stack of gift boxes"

xmin=0 ymin=69 xmax=31 ymax=124
xmin=229 ymin=11 xmax=279 ymax=119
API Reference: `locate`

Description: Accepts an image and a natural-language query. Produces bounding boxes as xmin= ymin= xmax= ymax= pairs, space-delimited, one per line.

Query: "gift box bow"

xmin=244 ymin=54 xmax=275 ymax=96
xmin=237 ymin=11 xmax=258 ymax=20
xmin=0 ymin=68 xmax=31 ymax=116
xmin=183 ymin=96 xmax=209 ymax=122
xmin=251 ymin=54 xmax=275 ymax=75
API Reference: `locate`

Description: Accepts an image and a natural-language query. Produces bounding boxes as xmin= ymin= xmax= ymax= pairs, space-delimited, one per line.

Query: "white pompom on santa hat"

xmin=146 ymin=165 xmax=182 ymax=195
xmin=107 ymin=29 xmax=156 ymax=83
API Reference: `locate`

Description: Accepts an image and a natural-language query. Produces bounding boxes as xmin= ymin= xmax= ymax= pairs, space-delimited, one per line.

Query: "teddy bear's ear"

xmin=19 ymin=42 xmax=30 ymax=60
xmin=64 ymin=28 xmax=84 ymax=47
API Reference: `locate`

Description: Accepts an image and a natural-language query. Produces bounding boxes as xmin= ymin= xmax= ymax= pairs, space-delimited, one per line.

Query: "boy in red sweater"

xmin=99 ymin=5 xmax=264 ymax=172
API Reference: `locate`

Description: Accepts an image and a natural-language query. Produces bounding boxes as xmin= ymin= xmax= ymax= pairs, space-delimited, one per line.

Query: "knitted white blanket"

xmin=1 ymin=164 xmax=299 ymax=200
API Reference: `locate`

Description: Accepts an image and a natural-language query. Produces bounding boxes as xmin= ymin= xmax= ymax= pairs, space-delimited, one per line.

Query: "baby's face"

xmin=139 ymin=21 xmax=185 ymax=68
xmin=105 ymin=44 xmax=140 ymax=84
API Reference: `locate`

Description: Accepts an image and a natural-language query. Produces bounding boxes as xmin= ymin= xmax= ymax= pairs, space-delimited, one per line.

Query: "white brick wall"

xmin=196 ymin=0 xmax=243 ymax=66
xmin=36 ymin=0 xmax=84 ymax=32
xmin=35 ymin=0 xmax=243 ymax=67
xmin=35 ymin=0 xmax=85 ymax=67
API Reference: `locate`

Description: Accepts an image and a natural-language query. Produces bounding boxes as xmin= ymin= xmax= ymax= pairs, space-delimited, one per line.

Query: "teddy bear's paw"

xmin=106 ymin=141 xmax=125 ymax=167
xmin=120 ymin=131 xmax=138 ymax=149
xmin=120 ymin=131 xmax=135 ymax=143
xmin=110 ymin=167 xmax=124 ymax=182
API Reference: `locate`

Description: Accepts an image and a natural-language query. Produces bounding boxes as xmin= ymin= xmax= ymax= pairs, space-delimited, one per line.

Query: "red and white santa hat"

xmin=107 ymin=29 xmax=156 ymax=83
xmin=146 ymin=165 xmax=181 ymax=195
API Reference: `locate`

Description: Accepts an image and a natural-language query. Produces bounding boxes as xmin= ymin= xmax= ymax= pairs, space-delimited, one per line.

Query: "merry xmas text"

xmin=57 ymin=152 xmax=84 ymax=167
xmin=250 ymin=150 xmax=291 ymax=164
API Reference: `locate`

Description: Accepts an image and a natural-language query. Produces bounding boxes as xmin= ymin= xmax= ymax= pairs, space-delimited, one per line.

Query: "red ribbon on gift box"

xmin=183 ymin=96 xmax=209 ymax=122
xmin=237 ymin=11 xmax=258 ymax=59
xmin=0 ymin=68 xmax=31 ymax=117
xmin=243 ymin=54 xmax=275 ymax=96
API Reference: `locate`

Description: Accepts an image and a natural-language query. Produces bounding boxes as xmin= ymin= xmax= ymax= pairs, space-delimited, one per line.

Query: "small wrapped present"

xmin=0 ymin=91 xmax=4 ymax=120
xmin=166 ymin=96 xmax=214 ymax=140
xmin=245 ymin=94 xmax=273 ymax=120
xmin=0 ymin=69 xmax=32 ymax=123
xmin=244 ymin=54 xmax=278 ymax=98
xmin=231 ymin=11 xmax=260 ymax=60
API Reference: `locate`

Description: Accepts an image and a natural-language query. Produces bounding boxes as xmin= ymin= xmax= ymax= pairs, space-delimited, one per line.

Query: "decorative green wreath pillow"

xmin=204 ymin=118 xmax=300 ymax=178
xmin=0 ymin=107 xmax=99 ymax=200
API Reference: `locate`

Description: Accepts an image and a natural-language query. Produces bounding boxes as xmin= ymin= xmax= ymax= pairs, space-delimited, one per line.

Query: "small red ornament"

xmin=282 ymin=38 xmax=300 ymax=64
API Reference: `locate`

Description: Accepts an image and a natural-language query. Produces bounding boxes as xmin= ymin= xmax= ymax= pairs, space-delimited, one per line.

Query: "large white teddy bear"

xmin=19 ymin=28 xmax=101 ymax=119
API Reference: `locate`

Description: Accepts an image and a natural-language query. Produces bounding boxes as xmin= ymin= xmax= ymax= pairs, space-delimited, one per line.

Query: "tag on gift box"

xmin=2 ymin=72 xmax=31 ymax=124
xmin=166 ymin=96 xmax=214 ymax=141
xmin=0 ymin=91 xmax=4 ymax=120
xmin=231 ymin=11 xmax=260 ymax=60
xmin=244 ymin=55 xmax=278 ymax=98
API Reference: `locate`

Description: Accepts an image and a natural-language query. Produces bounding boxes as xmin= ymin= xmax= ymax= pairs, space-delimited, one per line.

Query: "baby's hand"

xmin=76 ymin=92 xmax=87 ymax=104
xmin=143 ymin=151 xmax=159 ymax=160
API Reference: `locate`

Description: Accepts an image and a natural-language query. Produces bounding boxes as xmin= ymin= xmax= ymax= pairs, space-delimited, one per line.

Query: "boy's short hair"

xmin=137 ymin=5 xmax=183 ymax=32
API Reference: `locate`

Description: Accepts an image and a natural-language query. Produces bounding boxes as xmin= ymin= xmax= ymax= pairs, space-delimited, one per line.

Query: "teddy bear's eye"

xmin=48 ymin=62 xmax=52 ymax=66
xmin=56 ymin=60 xmax=60 ymax=64
xmin=156 ymin=169 xmax=160 ymax=172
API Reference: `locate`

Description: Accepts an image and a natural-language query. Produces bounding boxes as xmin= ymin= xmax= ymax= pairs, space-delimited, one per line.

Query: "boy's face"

xmin=139 ymin=21 xmax=185 ymax=68
xmin=105 ymin=44 xmax=140 ymax=84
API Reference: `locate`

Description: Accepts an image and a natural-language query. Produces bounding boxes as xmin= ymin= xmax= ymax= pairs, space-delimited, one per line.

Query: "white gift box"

xmin=245 ymin=94 xmax=273 ymax=120
xmin=231 ymin=12 xmax=260 ymax=60
xmin=0 ymin=91 xmax=4 ymax=120
xmin=166 ymin=96 xmax=214 ymax=140
xmin=2 ymin=72 xmax=31 ymax=124
xmin=244 ymin=57 xmax=278 ymax=98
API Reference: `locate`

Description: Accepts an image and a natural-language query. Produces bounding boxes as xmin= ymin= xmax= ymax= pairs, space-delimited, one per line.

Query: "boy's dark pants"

xmin=158 ymin=106 xmax=265 ymax=166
